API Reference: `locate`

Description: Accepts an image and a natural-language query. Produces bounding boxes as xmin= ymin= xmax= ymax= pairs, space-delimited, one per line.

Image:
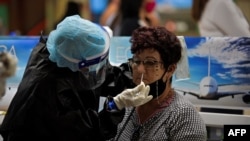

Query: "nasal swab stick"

xmin=141 ymin=73 xmax=144 ymax=83
xmin=136 ymin=73 xmax=144 ymax=96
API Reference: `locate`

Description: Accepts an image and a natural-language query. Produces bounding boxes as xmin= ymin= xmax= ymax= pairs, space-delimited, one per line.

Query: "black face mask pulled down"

xmin=148 ymin=72 xmax=167 ymax=98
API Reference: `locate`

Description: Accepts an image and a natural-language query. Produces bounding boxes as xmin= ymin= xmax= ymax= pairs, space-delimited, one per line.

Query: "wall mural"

xmin=0 ymin=36 xmax=250 ymax=115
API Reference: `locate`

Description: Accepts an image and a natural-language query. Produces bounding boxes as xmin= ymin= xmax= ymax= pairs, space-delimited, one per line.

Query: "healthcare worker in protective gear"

xmin=0 ymin=15 xmax=152 ymax=141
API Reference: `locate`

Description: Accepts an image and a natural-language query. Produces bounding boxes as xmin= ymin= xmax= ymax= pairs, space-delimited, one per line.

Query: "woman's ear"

xmin=163 ymin=64 xmax=176 ymax=82
xmin=167 ymin=64 xmax=177 ymax=73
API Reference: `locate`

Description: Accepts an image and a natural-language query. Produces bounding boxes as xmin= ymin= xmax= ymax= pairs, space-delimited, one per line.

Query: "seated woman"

xmin=111 ymin=26 xmax=207 ymax=141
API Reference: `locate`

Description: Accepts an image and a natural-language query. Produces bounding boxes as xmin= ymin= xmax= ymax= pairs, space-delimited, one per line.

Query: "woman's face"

xmin=130 ymin=48 xmax=165 ymax=85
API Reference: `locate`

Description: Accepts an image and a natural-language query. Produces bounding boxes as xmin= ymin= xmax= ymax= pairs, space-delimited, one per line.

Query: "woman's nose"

xmin=136 ymin=63 xmax=146 ymax=73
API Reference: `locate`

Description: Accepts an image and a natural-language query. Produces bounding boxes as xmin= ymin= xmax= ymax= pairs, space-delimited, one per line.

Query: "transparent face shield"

xmin=79 ymin=54 xmax=108 ymax=90
xmin=78 ymin=27 xmax=110 ymax=90
xmin=56 ymin=26 xmax=110 ymax=90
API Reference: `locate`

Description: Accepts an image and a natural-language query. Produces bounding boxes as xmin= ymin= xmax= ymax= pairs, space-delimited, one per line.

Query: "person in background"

xmin=191 ymin=0 xmax=250 ymax=36
xmin=99 ymin=0 xmax=120 ymax=26
xmin=54 ymin=1 xmax=83 ymax=29
xmin=110 ymin=26 xmax=207 ymax=141
xmin=100 ymin=0 xmax=160 ymax=36
xmin=89 ymin=0 xmax=109 ymax=23
xmin=0 ymin=15 xmax=152 ymax=141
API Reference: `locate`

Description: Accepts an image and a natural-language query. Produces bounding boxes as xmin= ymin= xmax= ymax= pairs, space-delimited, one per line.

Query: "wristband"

xmin=106 ymin=96 xmax=119 ymax=112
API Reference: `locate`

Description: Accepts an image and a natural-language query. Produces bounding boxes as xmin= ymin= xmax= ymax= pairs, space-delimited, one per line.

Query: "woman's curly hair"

xmin=130 ymin=26 xmax=182 ymax=68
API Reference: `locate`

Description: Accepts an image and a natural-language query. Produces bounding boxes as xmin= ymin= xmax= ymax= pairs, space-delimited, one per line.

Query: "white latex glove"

xmin=113 ymin=82 xmax=153 ymax=110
